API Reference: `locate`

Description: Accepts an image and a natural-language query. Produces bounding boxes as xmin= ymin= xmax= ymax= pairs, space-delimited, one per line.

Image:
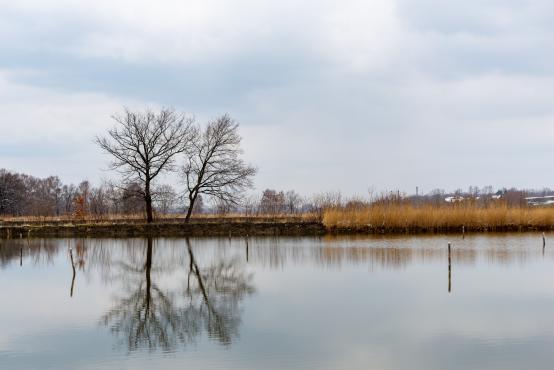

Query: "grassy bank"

xmin=323 ymin=203 xmax=554 ymax=232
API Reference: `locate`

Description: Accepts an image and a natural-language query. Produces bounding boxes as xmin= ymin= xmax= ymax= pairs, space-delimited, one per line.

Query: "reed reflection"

xmin=0 ymin=236 xmax=549 ymax=272
xmin=244 ymin=239 xmax=479 ymax=270
xmin=100 ymin=237 xmax=255 ymax=352
xmin=0 ymin=238 xmax=58 ymax=267
xmin=238 ymin=236 xmax=546 ymax=270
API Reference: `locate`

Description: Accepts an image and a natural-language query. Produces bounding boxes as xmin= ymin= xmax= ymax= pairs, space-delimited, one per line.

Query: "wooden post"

xmin=448 ymin=242 xmax=452 ymax=293
xmin=462 ymin=226 xmax=465 ymax=239
xmin=69 ymin=247 xmax=76 ymax=297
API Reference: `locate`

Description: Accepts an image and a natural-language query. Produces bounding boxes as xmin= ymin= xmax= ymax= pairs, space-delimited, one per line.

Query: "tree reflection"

xmin=185 ymin=238 xmax=255 ymax=345
xmin=101 ymin=237 xmax=254 ymax=352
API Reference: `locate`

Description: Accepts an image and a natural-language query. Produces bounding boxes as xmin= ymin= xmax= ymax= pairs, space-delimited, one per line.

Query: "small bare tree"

xmin=96 ymin=108 xmax=195 ymax=223
xmin=182 ymin=115 xmax=256 ymax=222
xmin=284 ymin=190 xmax=302 ymax=214
xmin=153 ymin=184 xmax=177 ymax=215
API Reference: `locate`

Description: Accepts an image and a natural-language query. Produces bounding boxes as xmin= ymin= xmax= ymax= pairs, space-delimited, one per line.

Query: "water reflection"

xmin=100 ymin=238 xmax=254 ymax=352
xmin=0 ymin=238 xmax=58 ymax=267
xmin=1 ymin=234 xmax=554 ymax=370
xmin=1 ymin=234 xmax=552 ymax=271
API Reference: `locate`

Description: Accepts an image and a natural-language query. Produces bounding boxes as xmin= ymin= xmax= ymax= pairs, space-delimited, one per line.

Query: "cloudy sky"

xmin=1 ymin=0 xmax=553 ymax=196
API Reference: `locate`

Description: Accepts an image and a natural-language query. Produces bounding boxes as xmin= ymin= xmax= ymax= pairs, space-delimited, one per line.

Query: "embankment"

xmin=3 ymin=204 xmax=554 ymax=238
xmin=0 ymin=220 xmax=326 ymax=238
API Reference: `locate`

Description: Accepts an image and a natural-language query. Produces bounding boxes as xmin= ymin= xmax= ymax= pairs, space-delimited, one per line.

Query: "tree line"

xmin=0 ymin=107 xmax=325 ymax=221
xmin=2 ymin=164 xmax=551 ymax=220
xmin=0 ymin=171 xmax=172 ymax=218
xmin=2 ymin=107 xmax=552 ymax=221
xmin=0 ymin=165 xmax=333 ymax=219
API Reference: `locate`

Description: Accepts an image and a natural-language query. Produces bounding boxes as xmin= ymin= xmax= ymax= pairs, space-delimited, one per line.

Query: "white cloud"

xmin=1 ymin=0 xmax=554 ymax=194
xmin=0 ymin=70 xmax=150 ymax=183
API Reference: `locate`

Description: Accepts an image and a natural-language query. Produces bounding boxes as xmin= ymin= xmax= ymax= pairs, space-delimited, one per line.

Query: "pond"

xmin=1 ymin=234 xmax=554 ymax=370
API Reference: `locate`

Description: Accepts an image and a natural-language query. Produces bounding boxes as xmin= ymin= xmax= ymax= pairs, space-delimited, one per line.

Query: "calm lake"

xmin=1 ymin=234 xmax=554 ymax=370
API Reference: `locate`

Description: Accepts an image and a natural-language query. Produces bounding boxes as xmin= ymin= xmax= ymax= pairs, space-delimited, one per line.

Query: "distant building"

xmin=525 ymin=195 xmax=554 ymax=206
xmin=445 ymin=196 xmax=464 ymax=203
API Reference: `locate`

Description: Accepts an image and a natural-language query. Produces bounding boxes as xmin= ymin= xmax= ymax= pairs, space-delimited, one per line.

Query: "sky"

xmin=0 ymin=0 xmax=553 ymax=196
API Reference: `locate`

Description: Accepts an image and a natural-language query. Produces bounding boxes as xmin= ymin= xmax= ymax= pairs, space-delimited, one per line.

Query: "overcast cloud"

xmin=1 ymin=0 xmax=553 ymax=195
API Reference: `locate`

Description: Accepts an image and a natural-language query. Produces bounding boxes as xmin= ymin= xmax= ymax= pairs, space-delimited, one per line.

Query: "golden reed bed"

xmin=323 ymin=204 xmax=554 ymax=232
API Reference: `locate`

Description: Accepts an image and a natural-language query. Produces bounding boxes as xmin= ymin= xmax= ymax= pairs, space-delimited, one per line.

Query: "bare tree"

xmin=192 ymin=194 xmax=204 ymax=215
xmin=182 ymin=115 xmax=256 ymax=222
xmin=96 ymin=108 xmax=195 ymax=223
xmin=153 ymin=184 xmax=177 ymax=214
xmin=259 ymin=189 xmax=285 ymax=215
xmin=284 ymin=190 xmax=302 ymax=214
xmin=0 ymin=170 xmax=26 ymax=216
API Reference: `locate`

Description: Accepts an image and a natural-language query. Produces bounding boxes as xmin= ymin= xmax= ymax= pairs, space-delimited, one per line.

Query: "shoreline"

xmin=0 ymin=221 xmax=325 ymax=238
xmin=1 ymin=220 xmax=554 ymax=238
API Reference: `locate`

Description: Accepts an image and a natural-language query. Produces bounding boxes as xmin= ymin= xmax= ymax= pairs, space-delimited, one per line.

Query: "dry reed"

xmin=323 ymin=203 xmax=554 ymax=232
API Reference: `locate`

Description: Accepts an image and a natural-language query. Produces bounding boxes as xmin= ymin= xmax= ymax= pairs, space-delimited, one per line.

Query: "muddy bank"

xmin=0 ymin=221 xmax=326 ymax=238
xmin=0 ymin=216 xmax=304 ymax=227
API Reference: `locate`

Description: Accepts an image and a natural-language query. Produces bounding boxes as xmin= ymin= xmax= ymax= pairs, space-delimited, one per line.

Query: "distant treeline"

xmin=0 ymin=168 xmax=333 ymax=218
xmin=1 ymin=167 xmax=552 ymax=220
xmin=0 ymin=169 xmax=160 ymax=217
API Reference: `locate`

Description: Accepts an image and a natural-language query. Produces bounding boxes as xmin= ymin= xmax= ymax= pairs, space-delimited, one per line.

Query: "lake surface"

xmin=1 ymin=234 xmax=554 ymax=370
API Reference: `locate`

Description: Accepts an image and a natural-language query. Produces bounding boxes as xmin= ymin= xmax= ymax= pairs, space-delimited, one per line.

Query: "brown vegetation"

xmin=323 ymin=202 xmax=554 ymax=232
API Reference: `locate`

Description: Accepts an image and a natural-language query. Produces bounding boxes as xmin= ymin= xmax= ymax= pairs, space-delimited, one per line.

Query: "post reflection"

xmin=69 ymin=247 xmax=76 ymax=297
xmin=246 ymin=237 xmax=249 ymax=263
xmin=448 ymin=243 xmax=452 ymax=293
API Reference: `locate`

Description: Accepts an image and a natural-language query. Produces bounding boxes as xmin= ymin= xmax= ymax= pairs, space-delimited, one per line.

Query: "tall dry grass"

xmin=323 ymin=203 xmax=554 ymax=231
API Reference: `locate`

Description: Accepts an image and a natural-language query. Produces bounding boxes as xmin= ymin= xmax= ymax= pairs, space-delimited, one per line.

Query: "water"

xmin=1 ymin=234 xmax=554 ymax=370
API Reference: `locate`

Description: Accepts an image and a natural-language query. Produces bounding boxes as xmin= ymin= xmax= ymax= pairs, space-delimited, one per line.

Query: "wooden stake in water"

xmin=462 ymin=226 xmax=465 ymax=239
xmin=543 ymin=232 xmax=546 ymax=257
xmin=448 ymin=243 xmax=452 ymax=293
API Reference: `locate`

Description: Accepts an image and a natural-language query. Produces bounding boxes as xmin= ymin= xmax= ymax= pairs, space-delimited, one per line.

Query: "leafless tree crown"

xmin=96 ymin=108 xmax=195 ymax=185
xmin=96 ymin=108 xmax=195 ymax=222
xmin=182 ymin=114 xmax=256 ymax=220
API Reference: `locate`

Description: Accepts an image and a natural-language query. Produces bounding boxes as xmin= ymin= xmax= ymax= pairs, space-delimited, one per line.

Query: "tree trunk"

xmin=184 ymin=193 xmax=196 ymax=223
xmin=145 ymin=181 xmax=153 ymax=223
